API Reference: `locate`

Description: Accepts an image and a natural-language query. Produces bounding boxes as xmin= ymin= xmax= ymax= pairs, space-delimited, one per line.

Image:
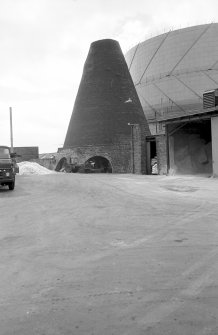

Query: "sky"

xmin=0 ymin=0 xmax=217 ymax=153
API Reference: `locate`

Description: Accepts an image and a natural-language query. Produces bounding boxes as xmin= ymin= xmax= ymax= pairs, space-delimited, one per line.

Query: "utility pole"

xmin=9 ymin=107 xmax=14 ymax=153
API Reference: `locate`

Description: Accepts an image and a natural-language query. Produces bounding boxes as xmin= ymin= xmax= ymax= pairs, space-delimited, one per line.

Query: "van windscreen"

xmin=0 ymin=147 xmax=10 ymax=158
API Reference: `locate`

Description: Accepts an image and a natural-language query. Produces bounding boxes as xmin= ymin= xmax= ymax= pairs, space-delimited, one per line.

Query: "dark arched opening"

xmin=55 ymin=157 xmax=67 ymax=172
xmin=84 ymin=156 xmax=112 ymax=173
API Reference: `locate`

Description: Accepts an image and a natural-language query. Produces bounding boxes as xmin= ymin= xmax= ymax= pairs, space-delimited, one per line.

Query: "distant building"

xmin=14 ymin=146 xmax=39 ymax=162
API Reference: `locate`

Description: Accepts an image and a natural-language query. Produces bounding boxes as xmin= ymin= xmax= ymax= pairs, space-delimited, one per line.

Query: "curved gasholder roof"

xmin=125 ymin=23 xmax=218 ymax=127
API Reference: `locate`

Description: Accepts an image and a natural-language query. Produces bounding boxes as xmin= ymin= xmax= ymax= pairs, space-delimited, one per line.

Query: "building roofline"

xmin=158 ymin=106 xmax=218 ymax=123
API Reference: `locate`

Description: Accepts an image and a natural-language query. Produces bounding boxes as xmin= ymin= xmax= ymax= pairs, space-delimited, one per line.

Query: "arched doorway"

xmin=55 ymin=157 xmax=67 ymax=172
xmin=84 ymin=156 xmax=112 ymax=173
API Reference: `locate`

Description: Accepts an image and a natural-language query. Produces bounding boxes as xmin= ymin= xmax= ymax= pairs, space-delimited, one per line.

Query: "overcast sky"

xmin=0 ymin=0 xmax=217 ymax=153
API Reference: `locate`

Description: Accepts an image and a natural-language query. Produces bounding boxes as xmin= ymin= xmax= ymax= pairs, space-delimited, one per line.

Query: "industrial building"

xmin=125 ymin=23 xmax=218 ymax=176
xmin=14 ymin=146 xmax=39 ymax=162
xmin=58 ymin=39 xmax=150 ymax=173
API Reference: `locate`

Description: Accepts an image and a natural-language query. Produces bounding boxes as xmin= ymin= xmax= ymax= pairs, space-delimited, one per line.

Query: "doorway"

xmin=146 ymin=137 xmax=157 ymax=174
xmin=84 ymin=156 xmax=112 ymax=173
xmin=168 ymin=120 xmax=212 ymax=175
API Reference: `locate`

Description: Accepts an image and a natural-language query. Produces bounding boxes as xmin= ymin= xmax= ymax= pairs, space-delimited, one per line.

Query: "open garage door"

xmin=168 ymin=120 xmax=212 ymax=175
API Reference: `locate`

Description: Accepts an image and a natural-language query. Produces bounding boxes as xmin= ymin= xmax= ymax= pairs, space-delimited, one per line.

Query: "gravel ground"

xmin=0 ymin=173 xmax=218 ymax=335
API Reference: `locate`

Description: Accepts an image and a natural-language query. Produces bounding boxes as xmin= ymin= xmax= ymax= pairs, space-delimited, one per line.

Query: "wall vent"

xmin=203 ymin=89 xmax=218 ymax=109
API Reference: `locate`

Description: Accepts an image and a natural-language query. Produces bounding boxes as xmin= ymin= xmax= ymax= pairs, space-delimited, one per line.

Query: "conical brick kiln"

xmin=62 ymin=39 xmax=150 ymax=173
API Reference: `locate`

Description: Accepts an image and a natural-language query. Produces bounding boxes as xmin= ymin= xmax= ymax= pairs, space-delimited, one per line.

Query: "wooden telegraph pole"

xmin=9 ymin=107 xmax=14 ymax=153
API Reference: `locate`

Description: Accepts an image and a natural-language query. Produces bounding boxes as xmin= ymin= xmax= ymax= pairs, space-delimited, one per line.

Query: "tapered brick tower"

xmin=63 ymin=39 xmax=150 ymax=173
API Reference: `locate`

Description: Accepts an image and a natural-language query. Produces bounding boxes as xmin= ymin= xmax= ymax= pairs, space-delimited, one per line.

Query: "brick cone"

xmin=63 ymin=39 xmax=150 ymax=173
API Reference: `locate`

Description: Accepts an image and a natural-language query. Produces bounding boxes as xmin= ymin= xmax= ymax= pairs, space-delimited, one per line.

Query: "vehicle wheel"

xmin=8 ymin=181 xmax=15 ymax=190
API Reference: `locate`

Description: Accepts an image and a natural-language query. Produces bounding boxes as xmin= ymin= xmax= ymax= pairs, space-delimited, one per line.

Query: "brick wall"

xmin=156 ymin=135 xmax=168 ymax=175
xmin=54 ymin=124 xmax=147 ymax=174
xmin=56 ymin=141 xmax=132 ymax=173
xmin=131 ymin=125 xmax=147 ymax=174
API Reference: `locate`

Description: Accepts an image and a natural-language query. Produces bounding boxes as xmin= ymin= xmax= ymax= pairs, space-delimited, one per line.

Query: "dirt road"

xmin=0 ymin=173 xmax=218 ymax=334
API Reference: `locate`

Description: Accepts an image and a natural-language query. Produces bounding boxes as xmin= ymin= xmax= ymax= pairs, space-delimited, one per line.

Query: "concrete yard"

xmin=0 ymin=173 xmax=218 ymax=334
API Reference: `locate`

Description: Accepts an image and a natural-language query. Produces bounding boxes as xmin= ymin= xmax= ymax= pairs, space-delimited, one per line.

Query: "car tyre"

xmin=8 ymin=181 xmax=15 ymax=190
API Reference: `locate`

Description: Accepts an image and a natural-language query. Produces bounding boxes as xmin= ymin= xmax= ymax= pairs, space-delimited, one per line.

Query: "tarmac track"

xmin=0 ymin=173 xmax=218 ymax=335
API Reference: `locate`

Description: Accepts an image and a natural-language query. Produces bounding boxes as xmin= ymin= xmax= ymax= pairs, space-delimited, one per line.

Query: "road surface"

xmin=0 ymin=173 xmax=218 ymax=334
